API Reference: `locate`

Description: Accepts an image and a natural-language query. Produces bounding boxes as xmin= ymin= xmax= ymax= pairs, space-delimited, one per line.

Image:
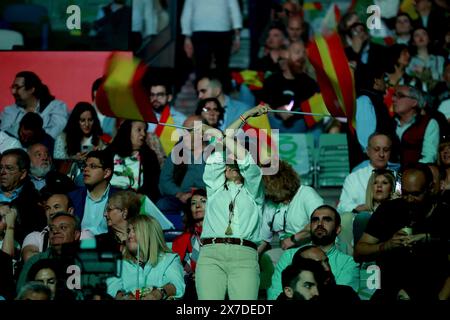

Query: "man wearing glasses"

xmin=0 ymin=148 xmax=45 ymax=245
xmin=355 ymin=165 xmax=450 ymax=300
xmin=1 ymin=71 xmax=68 ymax=140
xmin=393 ymin=85 xmax=439 ymax=168
xmin=69 ymin=150 xmax=119 ymax=235
xmin=146 ymin=81 xmax=186 ymax=133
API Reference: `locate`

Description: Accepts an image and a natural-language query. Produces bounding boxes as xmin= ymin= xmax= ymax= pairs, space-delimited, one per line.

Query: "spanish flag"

xmin=154 ymin=106 xmax=180 ymax=155
xmin=95 ymin=52 xmax=157 ymax=124
xmin=242 ymin=113 xmax=276 ymax=165
xmin=303 ymin=32 xmax=356 ymax=133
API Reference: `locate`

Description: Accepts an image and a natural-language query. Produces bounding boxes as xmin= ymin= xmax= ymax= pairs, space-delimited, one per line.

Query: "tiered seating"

xmin=315 ymin=133 xmax=349 ymax=188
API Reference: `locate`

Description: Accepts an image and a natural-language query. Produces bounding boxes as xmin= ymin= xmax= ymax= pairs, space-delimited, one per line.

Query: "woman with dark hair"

xmin=385 ymin=44 xmax=415 ymax=88
xmin=106 ymin=120 xmax=161 ymax=202
xmin=171 ymin=189 xmax=206 ymax=300
xmin=27 ymin=258 xmax=75 ymax=300
xmin=194 ymin=97 xmax=224 ymax=129
xmin=406 ymin=27 xmax=445 ymax=92
xmin=54 ymin=102 xmax=104 ymax=161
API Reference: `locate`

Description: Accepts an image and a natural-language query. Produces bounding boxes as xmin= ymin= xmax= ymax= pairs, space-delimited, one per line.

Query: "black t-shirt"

xmin=262 ymin=72 xmax=319 ymax=109
xmin=365 ymin=198 xmax=449 ymax=299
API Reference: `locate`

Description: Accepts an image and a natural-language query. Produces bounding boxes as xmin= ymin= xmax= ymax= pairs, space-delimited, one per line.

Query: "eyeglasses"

xmin=81 ymin=163 xmax=103 ymax=170
xmin=0 ymin=165 xmax=19 ymax=174
xmin=402 ymin=189 xmax=427 ymax=198
xmin=106 ymin=206 xmax=122 ymax=212
xmin=394 ymin=92 xmax=414 ymax=100
xmin=150 ymin=92 xmax=167 ymax=98
xmin=202 ymin=107 xmax=220 ymax=113
xmin=10 ymin=84 xmax=25 ymax=91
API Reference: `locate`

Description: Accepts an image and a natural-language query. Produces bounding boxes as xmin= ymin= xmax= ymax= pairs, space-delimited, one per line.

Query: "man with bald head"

xmin=355 ymin=165 xmax=450 ymax=300
xmin=267 ymin=205 xmax=359 ymax=300
xmin=338 ymin=132 xmax=397 ymax=214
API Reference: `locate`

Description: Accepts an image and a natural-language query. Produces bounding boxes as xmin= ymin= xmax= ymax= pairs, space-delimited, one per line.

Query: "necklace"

xmin=225 ymin=185 xmax=243 ymax=236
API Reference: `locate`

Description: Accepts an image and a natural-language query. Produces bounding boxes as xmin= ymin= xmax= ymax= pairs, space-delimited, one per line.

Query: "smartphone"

xmin=395 ymin=174 xmax=402 ymax=195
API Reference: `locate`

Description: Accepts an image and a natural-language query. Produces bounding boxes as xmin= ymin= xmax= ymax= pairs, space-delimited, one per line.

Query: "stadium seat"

xmin=316 ymin=133 xmax=349 ymax=187
xmin=0 ymin=29 xmax=24 ymax=49
xmin=2 ymin=4 xmax=50 ymax=49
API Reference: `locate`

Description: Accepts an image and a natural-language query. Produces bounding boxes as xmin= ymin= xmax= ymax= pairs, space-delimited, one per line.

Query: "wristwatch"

xmin=157 ymin=287 xmax=168 ymax=300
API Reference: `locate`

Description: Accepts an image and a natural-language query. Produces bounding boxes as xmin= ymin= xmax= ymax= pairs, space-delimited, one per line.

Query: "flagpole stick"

xmin=268 ymin=109 xmax=335 ymax=117
xmin=158 ymin=123 xmax=192 ymax=130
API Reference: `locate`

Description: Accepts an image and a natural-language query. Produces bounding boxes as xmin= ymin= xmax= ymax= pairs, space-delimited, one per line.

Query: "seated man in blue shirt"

xmin=69 ymin=150 xmax=119 ymax=235
xmin=0 ymin=148 xmax=46 ymax=244
xmin=267 ymin=205 xmax=359 ymax=300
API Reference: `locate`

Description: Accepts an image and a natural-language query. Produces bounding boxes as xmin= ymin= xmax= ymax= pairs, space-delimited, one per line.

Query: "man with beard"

xmin=278 ymin=257 xmax=322 ymax=300
xmin=262 ymin=40 xmax=319 ymax=133
xmin=355 ymin=165 xmax=450 ymax=300
xmin=146 ymin=81 xmax=187 ymax=133
xmin=1 ymin=71 xmax=68 ymax=140
xmin=267 ymin=205 xmax=359 ymax=300
xmin=27 ymin=143 xmax=74 ymax=193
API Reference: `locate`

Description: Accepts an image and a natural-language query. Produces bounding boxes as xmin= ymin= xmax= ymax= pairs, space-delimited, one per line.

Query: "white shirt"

xmin=181 ymin=0 xmax=242 ymax=36
xmin=1 ymin=99 xmax=68 ymax=139
xmin=284 ymin=185 xmax=324 ymax=235
xmin=201 ymin=151 xmax=264 ymax=243
xmin=106 ymin=252 xmax=185 ymax=299
xmin=0 ymin=131 xmax=21 ymax=153
xmin=22 ymin=227 xmax=94 ymax=252
xmin=260 ymin=185 xmax=324 ymax=242
xmin=338 ymin=165 xmax=375 ymax=214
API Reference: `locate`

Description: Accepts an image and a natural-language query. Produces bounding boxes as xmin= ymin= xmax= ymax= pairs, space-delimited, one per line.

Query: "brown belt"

xmin=202 ymin=237 xmax=257 ymax=250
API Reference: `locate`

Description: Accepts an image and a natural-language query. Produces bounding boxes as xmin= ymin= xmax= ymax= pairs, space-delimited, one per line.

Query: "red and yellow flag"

xmin=242 ymin=114 xmax=276 ymax=165
xmin=96 ymin=52 xmax=157 ymax=124
xmin=154 ymin=106 xmax=180 ymax=155
xmin=303 ymin=32 xmax=356 ymax=133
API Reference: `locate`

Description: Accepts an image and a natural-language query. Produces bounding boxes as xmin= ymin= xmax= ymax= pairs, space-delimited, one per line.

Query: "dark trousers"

xmin=191 ymin=31 xmax=233 ymax=93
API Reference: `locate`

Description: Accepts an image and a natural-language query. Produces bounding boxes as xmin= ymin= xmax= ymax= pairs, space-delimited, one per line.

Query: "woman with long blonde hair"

xmin=338 ymin=169 xmax=396 ymax=256
xmin=106 ymin=215 xmax=185 ymax=300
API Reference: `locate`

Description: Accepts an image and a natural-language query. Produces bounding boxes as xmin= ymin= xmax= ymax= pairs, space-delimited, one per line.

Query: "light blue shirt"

xmin=106 ymin=252 xmax=185 ymax=299
xmin=219 ymin=95 xmax=252 ymax=131
xmin=395 ymin=116 xmax=440 ymax=163
xmin=267 ymin=245 xmax=360 ymax=300
xmin=0 ymin=185 xmax=23 ymax=203
xmin=356 ymin=95 xmax=376 ymax=151
xmin=82 ymin=185 xmax=109 ymax=235
xmin=0 ymin=99 xmax=68 ymax=139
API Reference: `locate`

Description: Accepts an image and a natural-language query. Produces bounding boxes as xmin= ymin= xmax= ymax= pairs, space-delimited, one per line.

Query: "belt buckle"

xmin=239 ymin=238 xmax=243 ymax=246
xmin=212 ymin=238 xmax=216 ymax=245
